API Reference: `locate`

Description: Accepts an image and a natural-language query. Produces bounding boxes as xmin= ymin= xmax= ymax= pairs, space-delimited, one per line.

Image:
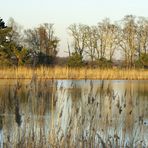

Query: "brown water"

xmin=0 ymin=79 xmax=148 ymax=147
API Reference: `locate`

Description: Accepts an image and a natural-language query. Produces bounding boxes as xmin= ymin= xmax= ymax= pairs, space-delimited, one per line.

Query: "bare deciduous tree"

xmin=98 ymin=19 xmax=119 ymax=61
xmin=68 ymin=24 xmax=88 ymax=57
xmin=24 ymin=23 xmax=59 ymax=57
xmin=137 ymin=17 xmax=148 ymax=57
xmin=85 ymin=25 xmax=98 ymax=61
xmin=7 ymin=17 xmax=23 ymax=45
xmin=120 ymin=15 xmax=138 ymax=67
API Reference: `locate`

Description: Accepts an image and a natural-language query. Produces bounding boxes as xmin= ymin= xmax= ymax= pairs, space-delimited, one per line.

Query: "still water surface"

xmin=0 ymin=79 xmax=148 ymax=147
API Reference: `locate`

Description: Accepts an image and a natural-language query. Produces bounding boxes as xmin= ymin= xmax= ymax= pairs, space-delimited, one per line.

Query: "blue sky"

xmin=0 ymin=0 xmax=148 ymax=56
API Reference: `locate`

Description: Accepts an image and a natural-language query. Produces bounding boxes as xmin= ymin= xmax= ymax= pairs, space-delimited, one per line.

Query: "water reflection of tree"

xmin=0 ymin=115 xmax=3 ymax=131
xmin=0 ymin=79 xmax=147 ymax=147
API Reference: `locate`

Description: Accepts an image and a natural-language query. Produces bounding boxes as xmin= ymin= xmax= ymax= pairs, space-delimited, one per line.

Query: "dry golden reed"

xmin=0 ymin=66 xmax=148 ymax=80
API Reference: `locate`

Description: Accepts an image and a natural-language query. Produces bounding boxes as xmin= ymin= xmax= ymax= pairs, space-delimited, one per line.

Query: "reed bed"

xmin=0 ymin=78 xmax=147 ymax=147
xmin=0 ymin=66 xmax=148 ymax=80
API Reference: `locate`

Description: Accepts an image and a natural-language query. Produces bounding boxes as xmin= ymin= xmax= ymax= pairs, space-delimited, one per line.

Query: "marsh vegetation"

xmin=0 ymin=78 xmax=148 ymax=147
xmin=0 ymin=67 xmax=148 ymax=80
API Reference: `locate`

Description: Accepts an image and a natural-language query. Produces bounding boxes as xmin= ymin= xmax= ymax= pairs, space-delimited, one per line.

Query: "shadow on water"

xmin=0 ymin=78 xmax=147 ymax=147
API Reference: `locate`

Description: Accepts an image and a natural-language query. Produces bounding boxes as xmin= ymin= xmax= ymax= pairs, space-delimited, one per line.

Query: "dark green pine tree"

xmin=0 ymin=18 xmax=16 ymax=66
xmin=0 ymin=18 xmax=5 ymax=28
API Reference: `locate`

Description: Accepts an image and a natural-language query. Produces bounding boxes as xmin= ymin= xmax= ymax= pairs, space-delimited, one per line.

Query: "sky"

xmin=0 ymin=0 xmax=148 ymax=56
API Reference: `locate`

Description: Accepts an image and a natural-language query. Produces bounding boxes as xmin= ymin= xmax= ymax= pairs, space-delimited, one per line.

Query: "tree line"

xmin=0 ymin=15 xmax=148 ymax=68
xmin=0 ymin=18 xmax=59 ymax=66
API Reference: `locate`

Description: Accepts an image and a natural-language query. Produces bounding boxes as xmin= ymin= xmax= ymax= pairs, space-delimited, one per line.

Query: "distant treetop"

xmin=0 ymin=18 xmax=6 ymax=28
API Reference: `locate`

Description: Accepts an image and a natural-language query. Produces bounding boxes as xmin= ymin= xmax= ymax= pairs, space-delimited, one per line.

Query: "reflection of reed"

xmin=0 ymin=115 xmax=3 ymax=131
xmin=0 ymin=79 xmax=147 ymax=147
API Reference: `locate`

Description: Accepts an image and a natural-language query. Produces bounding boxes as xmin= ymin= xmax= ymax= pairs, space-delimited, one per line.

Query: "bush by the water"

xmin=67 ymin=52 xmax=84 ymax=67
xmin=96 ymin=58 xmax=113 ymax=68
xmin=135 ymin=53 xmax=148 ymax=68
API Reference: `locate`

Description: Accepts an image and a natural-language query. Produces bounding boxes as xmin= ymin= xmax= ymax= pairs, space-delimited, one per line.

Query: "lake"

xmin=0 ymin=79 xmax=148 ymax=147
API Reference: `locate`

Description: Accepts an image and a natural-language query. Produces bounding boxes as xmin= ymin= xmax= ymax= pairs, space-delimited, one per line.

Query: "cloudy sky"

xmin=0 ymin=0 xmax=147 ymax=56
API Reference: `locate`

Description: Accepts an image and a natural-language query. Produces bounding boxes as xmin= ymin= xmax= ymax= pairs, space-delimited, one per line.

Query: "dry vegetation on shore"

xmin=0 ymin=66 xmax=148 ymax=80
